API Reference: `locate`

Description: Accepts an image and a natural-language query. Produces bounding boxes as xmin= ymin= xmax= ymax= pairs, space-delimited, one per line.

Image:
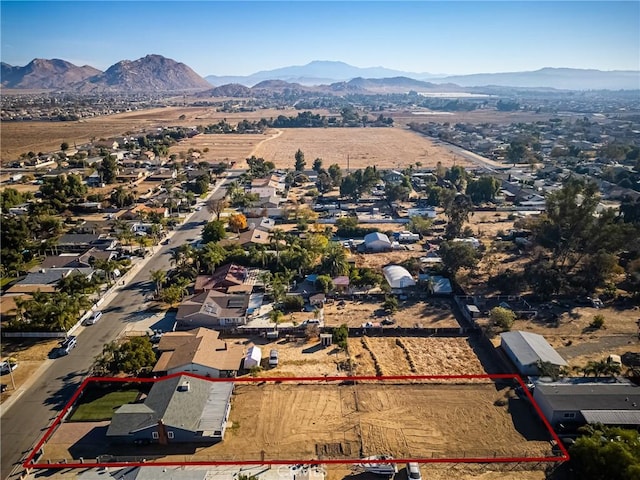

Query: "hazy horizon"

xmin=2 ymin=1 xmax=639 ymax=77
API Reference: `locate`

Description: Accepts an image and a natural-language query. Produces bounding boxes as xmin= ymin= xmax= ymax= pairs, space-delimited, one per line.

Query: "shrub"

xmin=490 ymin=306 xmax=516 ymax=331
xmin=283 ymin=295 xmax=304 ymax=312
xmin=590 ymin=314 xmax=605 ymax=329
xmin=383 ymin=296 xmax=399 ymax=313
xmin=332 ymin=324 xmax=348 ymax=350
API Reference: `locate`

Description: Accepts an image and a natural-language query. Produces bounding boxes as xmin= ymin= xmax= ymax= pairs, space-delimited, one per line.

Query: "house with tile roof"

xmin=176 ymin=290 xmax=250 ymax=329
xmin=152 ymin=328 xmax=244 ymax=378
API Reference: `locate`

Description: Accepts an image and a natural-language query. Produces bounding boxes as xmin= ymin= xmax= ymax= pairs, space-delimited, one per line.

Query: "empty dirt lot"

xmin=348 ymin=337 xmax=487 ymax=377
xmin=201 ymin=381 xmax=552 ymax=462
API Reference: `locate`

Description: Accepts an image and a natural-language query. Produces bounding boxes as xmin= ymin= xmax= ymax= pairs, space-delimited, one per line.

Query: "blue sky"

xmin=1 ymin=1 xmax=639 ymax=76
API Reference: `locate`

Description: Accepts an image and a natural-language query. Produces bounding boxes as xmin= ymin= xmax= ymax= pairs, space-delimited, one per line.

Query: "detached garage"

xmin=500 ymin=331 xmax=567 ymax=376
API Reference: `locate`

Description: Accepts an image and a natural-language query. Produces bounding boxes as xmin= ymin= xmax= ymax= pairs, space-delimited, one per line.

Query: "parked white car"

xmin=85 ymin=310 xmax=102 ymax=325
xmin=0 ymin=361 xmax=18 ymax=375
xmin=407 ymin=463 xmax=422 ymax=480
xmin=269 ymin=349 xmax=279 ymax=367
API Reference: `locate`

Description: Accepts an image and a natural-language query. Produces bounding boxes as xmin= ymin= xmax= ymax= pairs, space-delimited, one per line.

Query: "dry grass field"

xmin=348 ymin=337 xmax=486 ymax=377
xmin=167 ymin=132 xmax=272 ymax=164
xmin=323 ymin=299 xmax=460 ymax=329
xmin=251 ymin=127 xmax=474 ymax=170
xmin=0 ymin=106 xmax=326 ymax=162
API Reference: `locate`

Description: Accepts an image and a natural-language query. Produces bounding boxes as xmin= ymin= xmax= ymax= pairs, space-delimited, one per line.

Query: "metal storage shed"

xmin=500 ymin=330 xmax=568 ymax=376
xmin=243 ymin=346 xmax=262 ymax=369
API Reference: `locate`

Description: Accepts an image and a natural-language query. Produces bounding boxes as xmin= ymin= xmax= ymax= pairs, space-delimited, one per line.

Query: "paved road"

xmin=0 ymin=177 xmax=230 ymax=480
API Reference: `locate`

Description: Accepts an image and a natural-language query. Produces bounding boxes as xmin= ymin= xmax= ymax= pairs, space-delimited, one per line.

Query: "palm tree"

xmin=95 ymin=259 xmax=119 ymax=287
xmin=170 ymin=244 xmax=193 ymax=268
xmin=321 ymin=242 xmax=350 ymax=277
xmin=225 ymin=181 xmax=242 ymax=200
xmin=200 ymin=242 xmax=226 ymax=275
xmin=270 ymin=228 xmax=286 ymax=265
xmin=150 ymin=269 xmax=167 ymax=297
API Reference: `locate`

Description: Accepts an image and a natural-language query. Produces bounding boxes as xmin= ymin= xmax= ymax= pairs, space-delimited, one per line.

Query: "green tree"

xmin=150 ymin=269 xmax=167 ymax=296
xmin=489 ymin=306 xmax=516 ymax=331
xmin=466 ymin=176 xmax=501 ymax=204
xmin=315 ymin=275 xmax=334 ymax=294
xmin=283 ymin=295 xmax=304 ymax=312
xmin=506 ymin=140 xmax=527 ymax=164
xmin=294 ymin=149 xmax=306 ymax=172
xmin=99 ymin=154 xmax=118 ymax=184
xmin=320 ymin=242 xmax=350 ymax=277
xmin=569 ymin=425 xmax=640 ymax=480
xmin=101 ymin=337 xmax=156 ymax=375
xmin=408 ymin=216 xmax=432 ymax=237
xmin=383 ymin=296 xmax=399 ymax=313
xmin=60 ymin=142 xmax=69 ymax=151
xmin=328 ymin=164 xmax=342 ymax=187
xmin=527 ymin=179 xmax=634 ymax=296
xmin=110 ymin=186 xmax=135 ymax=208
xmin=269 ymin=309 xmax=284 ymax=329
xmin=199 ymin=242 xmax=227 ymax=274
xmin=444 ymin=194 xmax=473 ymax=239
xmin=312 ymin=158 xmax=323 ymax=173
xmin=438 ymin=240 xmax=481 ymax=276
xmin=332 ymin=324 xmax=349 ymax=349
xmin=202 ymin=220 xmax=226 ymax=243
xmin=340 ymin=174 xmax=360 ymax=200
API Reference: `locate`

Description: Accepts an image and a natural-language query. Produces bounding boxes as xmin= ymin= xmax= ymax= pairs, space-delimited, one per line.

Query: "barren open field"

xmin=0 ymin=106 xmax=326 ymax=162
xmin=348 ymin=337 xmax=486 ymax=376
xmin=323 ymin=299 xmax=460 ymax=329
xmin=251 ymin=127 xmax=474 ymax=170
xmin=167 ymin=132 xmax=272 ymax=164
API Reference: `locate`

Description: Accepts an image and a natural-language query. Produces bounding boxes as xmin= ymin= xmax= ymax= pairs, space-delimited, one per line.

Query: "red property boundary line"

xmin=24 ymin=373 xmax=569 ymax=470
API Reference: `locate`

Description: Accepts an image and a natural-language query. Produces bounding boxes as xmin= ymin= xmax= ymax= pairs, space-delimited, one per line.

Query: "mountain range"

xmin=1 ymin=56 xmax=638 ymax=91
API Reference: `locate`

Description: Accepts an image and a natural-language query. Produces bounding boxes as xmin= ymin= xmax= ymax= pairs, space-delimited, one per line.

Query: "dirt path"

xmin=249 ymin=128 xmax=283 ymax=157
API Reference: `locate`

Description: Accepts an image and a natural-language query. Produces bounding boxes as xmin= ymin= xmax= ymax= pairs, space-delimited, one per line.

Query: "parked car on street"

xmin=84 ymin=310 xmax=102 ymax=325
xmin=52 ymin=336 xmax=77 ymax=357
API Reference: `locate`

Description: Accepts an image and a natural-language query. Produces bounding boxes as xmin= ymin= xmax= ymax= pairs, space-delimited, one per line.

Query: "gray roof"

xmin=364 ymin=232 xmax=391 ymax=245
xmin=581 ymin=410 xmax=640 ymax=425
xmin=17 ymin=268 xmax=93 ymax=286
xmin=107 ymin=375 xmax=233 ymax=437
xmin=58 ymin=233 xmax=101 ymax=246
xmin=536 ymin=382 xmax=640 ymax=412
xmin=500 ymin=331 xmax=567 ymax=367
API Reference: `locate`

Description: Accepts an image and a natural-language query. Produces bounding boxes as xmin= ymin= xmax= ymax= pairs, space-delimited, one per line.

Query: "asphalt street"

xmin=0 ymin=175 xmax=231 ymax=480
